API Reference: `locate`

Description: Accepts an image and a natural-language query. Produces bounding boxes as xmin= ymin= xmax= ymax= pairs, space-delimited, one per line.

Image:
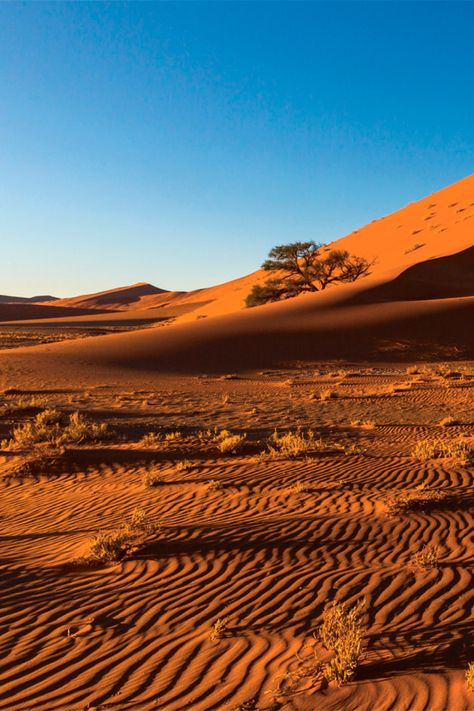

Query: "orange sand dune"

xmin=41 ymin=281 xmax=171 ymax=311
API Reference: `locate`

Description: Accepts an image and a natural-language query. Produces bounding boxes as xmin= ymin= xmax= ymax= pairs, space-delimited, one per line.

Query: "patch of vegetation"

xmin=268 ymin=429 xmax=321 ymax=458
xmin=1 ymin=409 xmax=108 ymax=450
xmin=210 ymin=617 xmax=229 ymax=642
xmin=319 ymin=600 xmax=365 ymax=685
xmin=412 ymin=437 xmax=472 ymax=464
xmin=142 ymin=469 xmax=164 ymax=487
xmin=246 ymin=241 xmax=372 ymax=307
xmin=409 ymin=543 xmax=441 ymax=569
xmin=215 ymin=430 xmax=246 ymax=454
xmin=466 ymin=662 xmax=474 ymax=691
xmin=383 ymin=484 xmax=446 ymax=515
xmin=88 ymin=530 xmax=131 ymax=563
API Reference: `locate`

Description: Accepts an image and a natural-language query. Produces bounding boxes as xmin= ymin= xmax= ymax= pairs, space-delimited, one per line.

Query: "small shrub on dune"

xmin=140 ymin=432 xmax=162 ymax=447
xmin=175 ymin=459 xmax=193 ymax=472
xmin=383 ymin=484 xmax=445 ymax=516
xmin=409 ymin=543 xmax=441 ymax=569
xmin=268 ymin=429 xmax=321 ymax=458
xmin=1 ymin=409 xmax=107 ymax=450
xmin=88 ymin=530 xmax=130 ymax=563
xmin=319 ymin=600 xmax=365 ymax=685
xmin=412 ymin=437 xmax=472 ymax=464
xmin=466 ymin=662 xmax=474 ymax=691
xmin=215 ymin=430 xmax=246 ymax=454
xmin=142 ymin=469 xmax=164 ymax=487
xmin=210 ymin=617 xmax=229 ymax=642
xmin=127 ymin=506 xmax=158 ymax=535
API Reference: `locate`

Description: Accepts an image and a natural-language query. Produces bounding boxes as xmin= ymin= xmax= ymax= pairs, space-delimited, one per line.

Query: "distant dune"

xmin=1 ymin=173 xmax=473 ymax=383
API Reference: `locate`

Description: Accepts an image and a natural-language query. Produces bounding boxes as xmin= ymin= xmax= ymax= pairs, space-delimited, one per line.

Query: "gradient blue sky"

xmin=1 ymin=1 xmax=474 ymax=297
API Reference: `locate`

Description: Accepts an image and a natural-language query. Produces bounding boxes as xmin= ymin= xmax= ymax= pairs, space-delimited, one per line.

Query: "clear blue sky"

xmin=1 ymin=1 xmax=473 ymax=297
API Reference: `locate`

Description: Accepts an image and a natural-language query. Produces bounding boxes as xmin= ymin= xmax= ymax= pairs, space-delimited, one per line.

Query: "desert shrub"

xmin=319 ymin=600 xmax=365 ymax=685
xmin=466 ymin=662 xmax=474 ymax=691
xmin=1 ymin=409 xmax=107 ymax=449
xmin=88 ymin=529 xmax=130 ymax=563
xmin=175 ymin=459 xmax=193 ymax=472
xmin=140 ymin=432 xmax=162 ymax=447
xmin=412 ymin=437 xmax=472 ymax=464
xmin=268 ymin=429 xmax=321 ymax=458
xmin=383 ymin=484 xmax=446 ymax=515
xmin=210 ymin=617 xmax=228 ymax=641
xmin=127 ymin=506 xmax=157 ymax=534
xmin=206 ymin=479 xmax=223 ymax=490
xmin=215 ymin=431 xmax=246 ymax=454
xmin=410 ymin=543 xmax=441 ymax=569
xmin=142 ymin=469 xmax=164 ymax=487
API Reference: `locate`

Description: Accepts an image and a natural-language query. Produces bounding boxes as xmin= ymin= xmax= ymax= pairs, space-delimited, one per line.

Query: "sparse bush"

xmin=210 ymin=617 xmax=229 ymax=641
xmin=142 ymin=470 xmax=164 ymax=487
xmin=412 ymin=437 xmax=472 ymax=464
xmin=140 ymin=432 xmax=162 ymax=447
xmin=410 ymin=543 xmax=441 ymax=569
xmin=175 ymin=459 xmax=193 ymax=472
xmin=206 ymin=479 xmax=223 ymax=490
xmin=88 ymin=529 xmax=130 ymax=563
xmin=1 ymin=409 xmax=108 ymax=450
xmin=127 ymin=506 xmax=157 ymax=534
xmin=268 ymin=429 xmax=321 ymax=458
xmin=466 ymin=662 xmax=474 ymax=691
xmin=164 ymin=431 xmax=182 ymax=442
xmin=383 ymin=484 xmax=446 ymax=515
xmin=319 ymin=600 xmax=365 ymax=685
xmin=215 ymin=430 xmax=246 ymax=454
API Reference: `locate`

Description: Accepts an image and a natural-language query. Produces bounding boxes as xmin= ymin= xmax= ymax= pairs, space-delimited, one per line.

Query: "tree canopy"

xmin=245 ymin=241 xmax=372 ymax=308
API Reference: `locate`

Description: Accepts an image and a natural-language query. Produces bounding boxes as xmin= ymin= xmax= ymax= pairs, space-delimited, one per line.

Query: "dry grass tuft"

xmin=409 ymin=543 xmax=441 ymax=569
xmin=466 ymin=662 xmax=474 ymax=691
xmin=215 ymin=430 xmax=246 ymax=454
xmin=268 ymin=429 xmax=321 ymax=458
xmin=412 ymin=437 xmax=472 ymax=464
xmin=88 ymin=530 xmax=130 ymax=563
xmin=140 ymin=432 xmax=162 ymax=447
xmin=142 ymin=470 xmax=164 ymax=487
xmin=1 ymin=409 xmax=108 ymax=450
xmin=319 ymin=600 xmax=365 ymax=685
xmin=210 ymin=617 xmax=229 ymax=641
xmin=383 ymin=484 xmax=446 ymax=515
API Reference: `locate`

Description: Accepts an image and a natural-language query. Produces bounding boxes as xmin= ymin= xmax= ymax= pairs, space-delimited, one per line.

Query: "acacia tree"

xmin=245 ymin=241 xmax=372 ymax=307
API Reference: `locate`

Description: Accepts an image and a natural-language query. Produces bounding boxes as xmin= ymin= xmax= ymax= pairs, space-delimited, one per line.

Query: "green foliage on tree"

xmin=245 ymin=241 xmax=372 ymax=308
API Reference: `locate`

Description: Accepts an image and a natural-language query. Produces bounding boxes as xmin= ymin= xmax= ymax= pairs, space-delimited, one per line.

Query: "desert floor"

xmin=1 ymin=362 xmax=473 ymax=710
